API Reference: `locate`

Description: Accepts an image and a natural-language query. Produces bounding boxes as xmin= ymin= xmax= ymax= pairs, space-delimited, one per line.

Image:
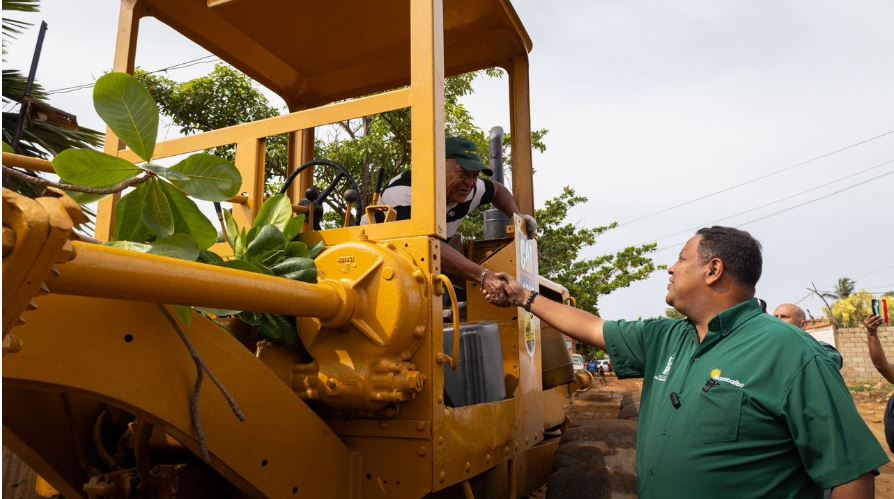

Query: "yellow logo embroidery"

xmin=710 ymin=368 xmax=722 ymax=379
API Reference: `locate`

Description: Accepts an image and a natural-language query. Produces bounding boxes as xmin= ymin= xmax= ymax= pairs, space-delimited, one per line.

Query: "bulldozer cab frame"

xmin=3 ymin=1 xmax=577 ymax=498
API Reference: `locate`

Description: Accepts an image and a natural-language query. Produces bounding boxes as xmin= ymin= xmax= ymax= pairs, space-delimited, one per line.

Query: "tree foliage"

xmin=822 ymin=277 xmax=856 ymax=300
xmin=826 ymin=292 xmax=892 ymax=328
xmin=135 ymin=64 xmax=288 ymax=184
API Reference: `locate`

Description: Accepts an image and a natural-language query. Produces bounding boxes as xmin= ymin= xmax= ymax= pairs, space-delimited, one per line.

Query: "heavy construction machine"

xmin=2 ymin=1 xmax=581 ymax=497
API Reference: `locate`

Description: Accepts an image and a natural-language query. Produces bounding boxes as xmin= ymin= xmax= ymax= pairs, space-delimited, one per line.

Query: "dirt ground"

xmin=534 ymin=375 xmax=894 ymax=498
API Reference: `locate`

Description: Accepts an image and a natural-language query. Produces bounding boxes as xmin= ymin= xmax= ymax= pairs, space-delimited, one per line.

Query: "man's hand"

xmin=865 ymin=315 xmax=883 ymax=336
xmin=483 ymin=272 xmax=527 ymax=307
xmin=520 ymin=214 xmax=537 ymax=239
xmin=481 ymin=270 xmax=510 ymax=306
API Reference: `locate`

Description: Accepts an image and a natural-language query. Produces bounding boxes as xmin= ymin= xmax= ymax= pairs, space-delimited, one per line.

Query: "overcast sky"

xmin=5 ymin=0 xmax=893 ymax=320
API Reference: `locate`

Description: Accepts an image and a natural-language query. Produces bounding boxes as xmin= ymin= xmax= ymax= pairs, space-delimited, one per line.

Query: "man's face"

xmin=774 ymin=305 xmax=805 ymax=328
xmin=666 ymin=236 xmax=707 ymax=310
xmin=445 ymin=159 xmax=478 ymax=204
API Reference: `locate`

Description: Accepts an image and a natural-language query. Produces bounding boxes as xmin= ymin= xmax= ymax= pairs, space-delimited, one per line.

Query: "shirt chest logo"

xmin=710 ymin=367 xmax=746 ymax=388
xmin=654 ymin=355 xmax=675 ymax=382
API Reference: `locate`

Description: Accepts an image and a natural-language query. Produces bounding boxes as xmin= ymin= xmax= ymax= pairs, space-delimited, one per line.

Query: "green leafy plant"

xmin=204 ymin=194 xmax=324 ymax=345
xmin=50 ymin=72 xmax=242 ymax=253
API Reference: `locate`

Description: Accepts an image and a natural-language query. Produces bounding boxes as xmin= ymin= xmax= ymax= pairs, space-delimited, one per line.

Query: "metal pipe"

xmin=49 ymin=242 xmax=343 ymax=319
xmin=11 ymin=21 xmax=49 ymax=153
xmin=2 ymin=152 xmax=54 ymax=173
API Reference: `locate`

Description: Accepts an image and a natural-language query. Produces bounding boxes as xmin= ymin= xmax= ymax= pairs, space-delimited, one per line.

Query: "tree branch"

xmin=156 ymin=304 xmax=246 ymax=464
xmin=2 ymin=165 xmax=149 ymax=194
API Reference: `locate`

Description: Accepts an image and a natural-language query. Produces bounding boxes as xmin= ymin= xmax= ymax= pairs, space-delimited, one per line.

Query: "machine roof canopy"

xmin=140 ymin=0 xmax=532 ymax=108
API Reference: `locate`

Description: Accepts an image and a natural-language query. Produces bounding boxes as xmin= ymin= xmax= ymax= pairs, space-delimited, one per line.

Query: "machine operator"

xmin=362 ymin=136 xmax=536 ymax=302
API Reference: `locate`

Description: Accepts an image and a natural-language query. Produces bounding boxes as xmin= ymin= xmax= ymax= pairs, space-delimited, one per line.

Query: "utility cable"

xmin=650 ymin=158 xmax=894 ymax=243
xmin=653 ymin=168 xmax=894 ymax=252
xmin=619 ymin=129 xmax=894 ymax=227
xmin=44 ymin=55 xmax=219 ymax=95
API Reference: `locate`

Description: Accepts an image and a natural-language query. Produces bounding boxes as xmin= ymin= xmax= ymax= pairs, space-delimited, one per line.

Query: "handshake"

xmin=480 ymin=270 xmax=528 ymax=308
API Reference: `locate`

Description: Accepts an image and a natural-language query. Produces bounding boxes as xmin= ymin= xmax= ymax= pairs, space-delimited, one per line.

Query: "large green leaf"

xmin=169 ymin=154 xmax=242 ymax=201
xmin=242 ymin=312 xmax=297 ymax=345
xmin=246 ymin=225 xmax=286 ymax=263
xmin=283 ymin=214 xmax=305 ymax=241
xmin=285 ymin=241 xmax=309 ymax=258
xmin=114 ymin=185 xmax=150 ymax=242
xmin=104 ymin=240 xmax=152 ymax=252
xmin=149 ymin=234 xmax=200 ymax=261
xmin=158 ymin=181 xmax=218 ymax=250
xmin=67 ymin=191 xmax=108 ymax=205
xmin=253 ymin=194 xmax=292 ymax=230
xmin=309 ymin=241 xmax=326 ymax=259
xmin=270 ymin=257 xmax=315 ymax=276
xmin=172 ymin=305 xmax=193 ymax=327
xmin=270 ymin=257 xmax=317 ymax=282
xmin=53 ymin=149 xmax=141 ymax=187
xmin=2 ymin=142 xmax=13 ymax=152
xmin=93 ymin=72 xmax=158 ymax=162
xmin=198 ymin=250 xmax=225 ymax=264
xmin=223 ymin=209 xmax=239 ymax=250
xmin=142 ymin=178 xmax=174 ymax=237
xmin=140 ymin=163 xmax=189 ymax=181
xmin=216 ymin=259 xmax=272 ymax=275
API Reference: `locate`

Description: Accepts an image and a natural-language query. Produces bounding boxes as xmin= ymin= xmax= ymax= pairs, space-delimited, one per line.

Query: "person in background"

xmin=864 ymin=314 xmax=894 ymax=452
xmin=486 ymin=226 xmax=886 ymax=499
xmin=773 ymin=303 xmax=843 ymax=369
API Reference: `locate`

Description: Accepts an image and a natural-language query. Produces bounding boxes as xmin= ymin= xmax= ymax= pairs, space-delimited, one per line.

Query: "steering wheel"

xmin=279 ymin=160 xmax=363 ymax=227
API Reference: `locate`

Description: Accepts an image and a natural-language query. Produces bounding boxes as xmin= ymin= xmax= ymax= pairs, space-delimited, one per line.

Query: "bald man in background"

xmin=774 ymin=303 xmax=843 ymax=369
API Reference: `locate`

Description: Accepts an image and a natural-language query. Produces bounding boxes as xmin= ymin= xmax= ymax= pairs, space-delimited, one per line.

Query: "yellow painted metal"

xmin=48 ymin=242 xmax=344 ymax=319
xmin=3 ymin=294 xmax=355 ymax=498
xmin=133 ymin=0 xmax=531 ymax=108
xmin=2 ymin=0 xmax=566 ymax=496
xmin=2 ymin=152 xmax=54 ymax=173
xmin=410 ymin=0 xmax=447 ymax=240
xmin=509 ymin=55 xmax=534 ymax=215
xmin=2 ymin=189 xmax=84 ymax=337
xmin=434 ymin=274 xmax=462 ymax=370
xmin=365 ymin=204 xmax=398 ymax=224
xmin=294 ymin=239 xmax=430 ymax=410
xmin=116 ymin=89 xmax=411 ymax=166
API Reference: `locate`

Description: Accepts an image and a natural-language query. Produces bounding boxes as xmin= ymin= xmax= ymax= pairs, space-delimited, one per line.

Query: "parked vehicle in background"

xmin=572 ymin=354 xmax=585 ymax=372
xmin=597 ymin=359 xmax=612 ymax=373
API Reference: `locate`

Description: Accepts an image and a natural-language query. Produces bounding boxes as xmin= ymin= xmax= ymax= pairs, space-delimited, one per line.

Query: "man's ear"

xmin=705 ymin=258 xmax=724 ymax=285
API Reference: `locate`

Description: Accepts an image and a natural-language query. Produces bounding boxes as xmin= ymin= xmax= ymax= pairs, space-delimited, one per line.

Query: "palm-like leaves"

xmin=822 ymin=277 xmax=856 ymax=300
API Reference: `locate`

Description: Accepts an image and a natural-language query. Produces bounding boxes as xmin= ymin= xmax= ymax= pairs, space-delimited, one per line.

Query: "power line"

xmin=650 ymin=158 xmax=894 ymax=243
xmin=619 ymin=129 xmax=894 ymax=227
xmin=653 ymin=168 xmax=894 ymax=252
xmin=44 ymin=55 xmax=220 ymax=96
xmin=854 ymin=264 xmax=894 ymax=280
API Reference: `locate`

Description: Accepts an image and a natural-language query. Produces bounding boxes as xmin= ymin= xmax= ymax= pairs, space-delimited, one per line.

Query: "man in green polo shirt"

xmin=487 ymin=226 xmax=887 ymax=498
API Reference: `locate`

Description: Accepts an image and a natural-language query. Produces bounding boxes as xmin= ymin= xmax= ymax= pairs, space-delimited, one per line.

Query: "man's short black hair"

xmin=695 ymin=226 xmax=763 ymax=288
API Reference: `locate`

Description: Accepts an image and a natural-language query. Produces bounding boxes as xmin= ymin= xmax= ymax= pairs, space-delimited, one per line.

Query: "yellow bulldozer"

xmin=2 ymin=1 xmax=586 ymax=497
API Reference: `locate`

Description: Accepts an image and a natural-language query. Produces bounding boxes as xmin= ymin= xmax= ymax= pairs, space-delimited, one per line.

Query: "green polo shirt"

xmin=604 ymin=298 xmax=888 ymax=499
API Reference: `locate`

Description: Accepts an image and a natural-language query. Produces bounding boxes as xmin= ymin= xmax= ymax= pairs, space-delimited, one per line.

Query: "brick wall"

xmin=836 ymin=326 xmax=894 ymax=385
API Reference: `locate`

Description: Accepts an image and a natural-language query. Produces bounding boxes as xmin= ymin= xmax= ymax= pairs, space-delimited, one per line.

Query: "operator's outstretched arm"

xmin=492 ymin=183 xmax=537 ymax=238
xmin=440 ymin=243 xmax=510 ymax=303
xmin=490 ymin=272 xmax=606 ymax=349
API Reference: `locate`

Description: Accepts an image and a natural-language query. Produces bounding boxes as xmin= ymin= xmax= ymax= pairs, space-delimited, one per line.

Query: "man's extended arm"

xmin=491 ymin=183 xmax=537 ymax=237
xmin=830 ymin=473 xmax=874 ymax=499
xmin=865 ymin=315 xmax=894 ymax=383
xmin=440 ymin=242 xmax=508 ymax=300
xmin=493 ymin=272 xmax=606 ymax=349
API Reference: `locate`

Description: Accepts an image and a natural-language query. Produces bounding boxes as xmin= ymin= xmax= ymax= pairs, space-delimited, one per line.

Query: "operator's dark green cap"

xmin=446 ymin=136 xmax=492 ymax=176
